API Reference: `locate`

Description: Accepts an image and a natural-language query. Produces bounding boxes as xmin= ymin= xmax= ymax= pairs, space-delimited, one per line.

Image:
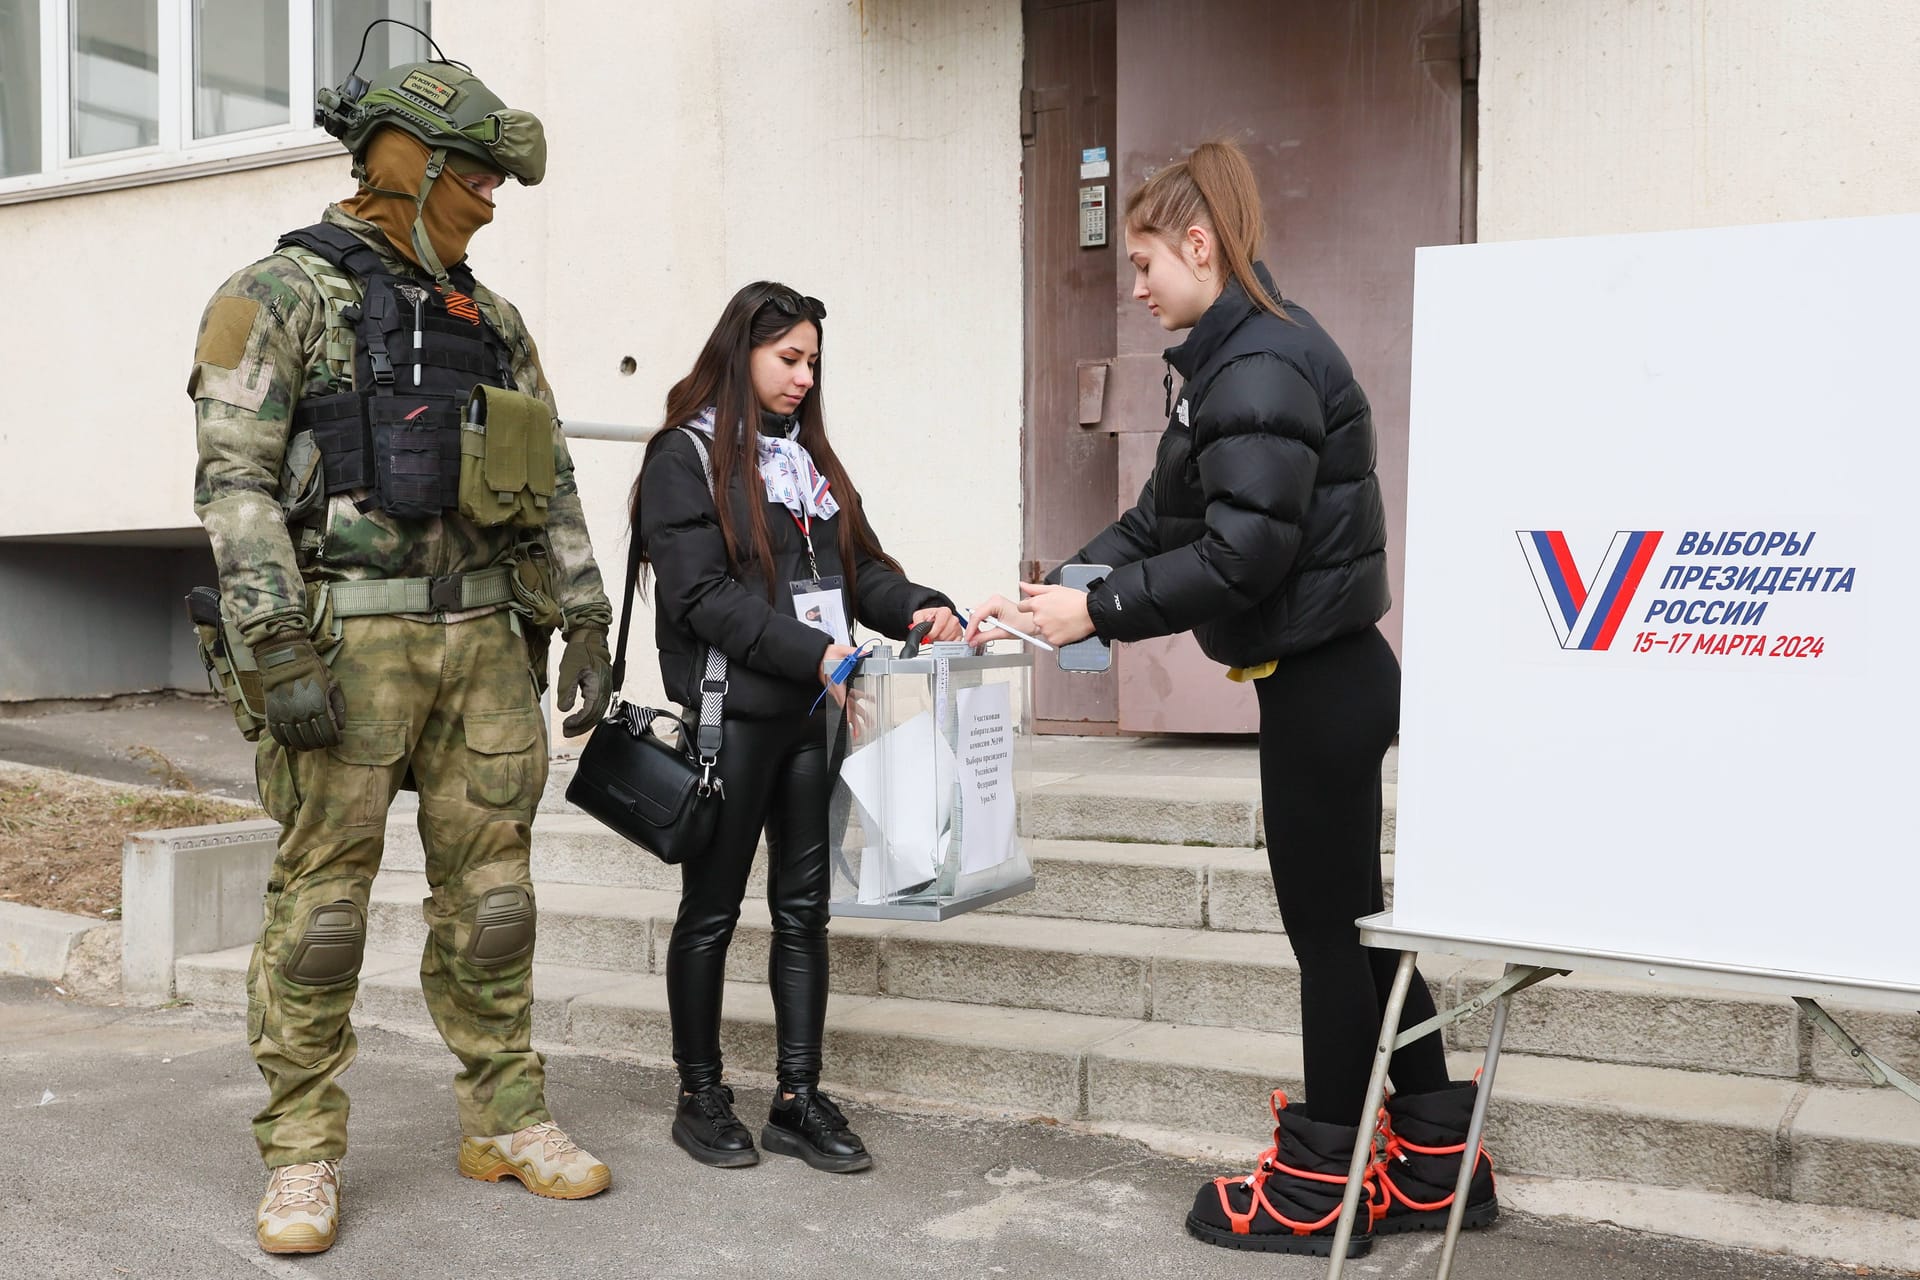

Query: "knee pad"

xmin=285 ymin=900 xmax=367 ymax=986
xmin=463 ymin=883 xmax=536 ymax=966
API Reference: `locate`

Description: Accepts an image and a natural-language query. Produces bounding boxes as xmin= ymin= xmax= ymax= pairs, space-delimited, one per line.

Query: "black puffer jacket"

xmin=1062 ymin=263 xmax=1388 ymax=666
xmin=638 ymin=418 xmax=952 ymax=720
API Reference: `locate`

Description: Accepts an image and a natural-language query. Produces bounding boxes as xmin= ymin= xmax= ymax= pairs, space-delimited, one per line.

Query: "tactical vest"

xmin=276 ymin=222 xmax=517 ymax=520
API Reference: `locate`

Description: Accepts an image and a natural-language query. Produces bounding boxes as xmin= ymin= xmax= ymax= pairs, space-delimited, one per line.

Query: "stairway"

xmin=175 ymin=738 xmax=1920 ymax=1228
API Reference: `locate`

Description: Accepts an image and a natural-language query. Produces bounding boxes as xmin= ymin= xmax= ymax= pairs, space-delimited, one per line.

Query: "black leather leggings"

xmin=666 ymin=709 xmax=835 ymax=1093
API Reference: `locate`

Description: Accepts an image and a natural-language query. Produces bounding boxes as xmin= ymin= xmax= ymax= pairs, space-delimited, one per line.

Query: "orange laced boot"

xmin=1185 ymin=1089 xmax=1377 ymax=1258
xmin=1369 ymin=1081 xmax=1498 ymax=1235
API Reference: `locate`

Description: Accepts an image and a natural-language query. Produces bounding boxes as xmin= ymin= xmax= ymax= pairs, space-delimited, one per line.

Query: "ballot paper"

xmin=955 ymin=683 xmax=1016 ymax=875
xmin=838 ymin=709 xmax=957 ymax=903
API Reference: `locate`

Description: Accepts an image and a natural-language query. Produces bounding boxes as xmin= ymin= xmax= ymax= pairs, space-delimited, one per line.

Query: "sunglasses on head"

xmin=765 ymin=289 xmax=826 ymax=321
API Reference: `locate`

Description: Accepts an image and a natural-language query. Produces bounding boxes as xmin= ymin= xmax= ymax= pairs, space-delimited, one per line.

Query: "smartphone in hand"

xmin=1056 ymin=563 xmax=1113 ymax=674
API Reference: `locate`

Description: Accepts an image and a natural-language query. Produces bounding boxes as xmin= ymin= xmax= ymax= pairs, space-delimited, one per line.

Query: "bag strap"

xmin=610 ymin=513 xmax=643 ymax=691
xmin=676 ymin=427 xmax=730 ymax=767
xmin=609 ymin=427 xmax=729 ymax=776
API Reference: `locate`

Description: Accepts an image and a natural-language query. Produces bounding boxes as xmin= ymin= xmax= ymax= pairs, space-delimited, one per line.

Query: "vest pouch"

xmin=301 ymin=392 xmax=376 ymax=495
xmin=279 ymin=429 xmax=326 ymax=522
xmin=461 ymin=385 xmax=556 ymax=529
xmin=370 ymin=396 xmax=462 ymax=519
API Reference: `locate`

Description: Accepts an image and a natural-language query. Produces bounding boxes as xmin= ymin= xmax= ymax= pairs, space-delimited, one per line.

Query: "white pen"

xmin=959 ymin=608 xmax=1057 ymax=652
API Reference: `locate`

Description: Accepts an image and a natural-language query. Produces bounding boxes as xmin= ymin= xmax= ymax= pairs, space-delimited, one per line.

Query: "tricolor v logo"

xmin=1517 ymin=531 xmax=1664 ymax=650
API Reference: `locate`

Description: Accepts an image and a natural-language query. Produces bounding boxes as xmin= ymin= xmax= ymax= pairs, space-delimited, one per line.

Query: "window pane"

xmin=194 ymin=0 xmax=289 ymax=139
xmin=0 ymin=0 xmax=42 ymax=177
xmin=316 ymin=0 xmax=430 ymax=93
xmin=70 ymin=0 xmax=159 ymax=158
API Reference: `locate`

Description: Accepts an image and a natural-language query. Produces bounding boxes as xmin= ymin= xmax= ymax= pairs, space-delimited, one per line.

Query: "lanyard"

xmin=790 ymin=508 xmax=821 ymax=582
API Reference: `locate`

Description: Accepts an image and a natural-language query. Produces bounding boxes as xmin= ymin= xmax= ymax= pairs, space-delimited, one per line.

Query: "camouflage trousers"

xmin=247 ymin=609 xmax=550 ymax=1167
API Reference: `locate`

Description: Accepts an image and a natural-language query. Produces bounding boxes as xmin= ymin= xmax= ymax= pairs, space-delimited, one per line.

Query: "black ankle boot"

xmin=672 ymin=1084 xmax=759 ymax=1168
xmin=1372 ymin=1081 xmax=1498 ymax=1234
xmin=761 ymin=1087 xmax=872 ymax=1173
xmin=1186 ymin=1090 xmax=1375 ymax=1258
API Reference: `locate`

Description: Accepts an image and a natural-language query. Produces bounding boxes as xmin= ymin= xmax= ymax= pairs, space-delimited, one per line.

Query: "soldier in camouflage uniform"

xmin=189 ymin=52 xmax=614 ymax=1255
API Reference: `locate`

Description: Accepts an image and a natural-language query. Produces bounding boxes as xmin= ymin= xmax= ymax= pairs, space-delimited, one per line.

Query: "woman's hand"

xmin=1017 ymin=582 xmax=1096 ymax=647
xmin=819 ymin=642 xmax=860 ymax=707
xmin=845 ymin=685 xmax=876 ymax=741
xmin=910 ymin=606 xmax=963 ymax=644
xmin=819 ymin=643 xmax=860 ymax=684
xmin=962 ymin=594 xmax=1021 ymax=647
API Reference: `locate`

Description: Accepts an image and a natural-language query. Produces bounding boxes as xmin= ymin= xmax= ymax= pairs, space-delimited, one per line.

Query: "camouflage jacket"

xmin=190 ymin=205 xmax=610 ymax=647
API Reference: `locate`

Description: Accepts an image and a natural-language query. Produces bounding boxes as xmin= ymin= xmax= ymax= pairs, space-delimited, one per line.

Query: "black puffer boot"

xmin=1372 ymin=1081 xmax=1498 ymax=1234
xmin=672 ymin=1084 xmax=758 ymax=1168
xmin=1186 ymin=1090 xmax=1375 ymax=1258
xmin=762 ymin=1087 xmax=872 ymax=1173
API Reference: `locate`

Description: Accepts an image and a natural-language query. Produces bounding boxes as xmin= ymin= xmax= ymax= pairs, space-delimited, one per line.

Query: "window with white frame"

xmin=0 ymin=0 xmax=428 ymax=201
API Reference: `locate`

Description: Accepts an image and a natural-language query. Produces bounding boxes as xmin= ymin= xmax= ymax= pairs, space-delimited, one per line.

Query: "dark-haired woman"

xmin=968 ymin=140 xmax=1496 ymax=1257
xmin=634 ymin=283 xmax=960 ymax=1173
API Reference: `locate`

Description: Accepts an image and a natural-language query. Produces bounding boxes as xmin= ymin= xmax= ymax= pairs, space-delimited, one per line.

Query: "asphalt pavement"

xmin=0 ymin=978 xmax=1897 ymax=1280
xmin=0 ymin=697 xmax=257 ymax=800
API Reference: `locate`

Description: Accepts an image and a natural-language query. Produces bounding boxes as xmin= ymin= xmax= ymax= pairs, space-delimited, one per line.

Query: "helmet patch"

xmin=400 ymin=69 xmax=458 ymax=109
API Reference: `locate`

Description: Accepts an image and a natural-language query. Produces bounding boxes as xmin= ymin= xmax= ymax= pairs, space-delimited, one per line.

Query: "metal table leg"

xmin=1434 ymin=964 xmax=1515 ymax=1280
xmin=1327 ymin=949 xmax=1419 ymax=1278
xmin=1796 ymin=997 xmax=1920 ymax=1103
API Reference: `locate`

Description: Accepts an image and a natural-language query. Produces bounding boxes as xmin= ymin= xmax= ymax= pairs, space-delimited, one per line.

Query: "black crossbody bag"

xmin=565 ymin=428 xmax=728 ymax=864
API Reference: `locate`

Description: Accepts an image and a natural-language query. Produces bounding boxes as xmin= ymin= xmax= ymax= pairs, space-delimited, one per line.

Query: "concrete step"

xmin=1020 ymin=772 xmax=1397 ymax=852
xmin=359 ymin=872 xmax=1819 ymax=1079
xmin=980 ymin=840 xmax=1396 ymax=932
xmin=381 ymin=813 xmax=1385 ymax=935
xmin=173 ymin=945 xmax=1920 ymax=1219
xmin=1445 ymin=963 xmax=1809 ymax=1080
xmin=363 ymin=875 xmax=896 ymax=996
xmin=382 ymin=812 xmax=696 ymax=890
xmin=534 ymin=756 xmax=1397 ymax=854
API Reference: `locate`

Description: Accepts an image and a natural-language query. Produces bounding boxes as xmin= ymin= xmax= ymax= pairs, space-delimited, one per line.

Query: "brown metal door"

xmin=1021 ymin=0 xmax=1121 ymax=731
xmin=1101 ymin=0 xmax=1470 ymax=733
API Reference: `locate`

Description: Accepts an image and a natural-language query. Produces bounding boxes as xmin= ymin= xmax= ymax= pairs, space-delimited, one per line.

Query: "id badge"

xmin=790 ymin=576 xmax=851 ymax=646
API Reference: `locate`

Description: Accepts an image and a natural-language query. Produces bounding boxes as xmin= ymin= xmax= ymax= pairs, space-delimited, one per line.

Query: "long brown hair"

xmin=630 ymin=281 xmax=900 ymax=601
xmin=1125 ymin=138 xmax=1287 ymax=320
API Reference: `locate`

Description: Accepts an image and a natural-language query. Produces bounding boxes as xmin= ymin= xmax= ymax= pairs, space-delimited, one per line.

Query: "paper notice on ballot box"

xmin=840 ymin=709 xmax=956 ymax=902
xmin=955 ymin=683 xmax=1016 ymax=875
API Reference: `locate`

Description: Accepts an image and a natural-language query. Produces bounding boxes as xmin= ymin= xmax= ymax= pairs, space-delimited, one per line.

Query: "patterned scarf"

xmin=687 ymin=406 xmax=840 ymax=522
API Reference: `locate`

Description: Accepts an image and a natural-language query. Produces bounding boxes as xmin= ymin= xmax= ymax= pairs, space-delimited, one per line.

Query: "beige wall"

xmin=0 ymin=0 xmax=1025 ymax=711
xmin=541 ymin=0 xmax=1025 ymax=710
xmin=1478 ymin=0 xmax=1920 ymax=240
xmin=0 ymin=157 xmax=349 ymax=537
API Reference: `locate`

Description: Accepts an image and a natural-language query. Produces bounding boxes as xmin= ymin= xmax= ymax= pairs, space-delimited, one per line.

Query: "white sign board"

xmin=956 ymin=682 xmax=1016 ymax=874
xmin=1396 ymin=213 xmax=1919 ymax=993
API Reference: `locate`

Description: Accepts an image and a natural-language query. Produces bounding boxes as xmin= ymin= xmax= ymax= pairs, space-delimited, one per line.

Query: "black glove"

xmin=254 ymin=634 xmax=346 ymax=751
xmin=556 ymin=627 xmax=613 ymax=737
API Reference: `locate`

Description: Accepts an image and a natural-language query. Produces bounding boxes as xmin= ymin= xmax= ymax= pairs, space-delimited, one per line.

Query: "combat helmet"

xmin=314 ymin=20 xmax=544 ymax=281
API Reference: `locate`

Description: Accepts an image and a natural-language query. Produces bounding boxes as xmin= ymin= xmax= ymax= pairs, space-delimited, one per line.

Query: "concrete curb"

xmin=120 ymin=818 xmax=278 ymax=1002
xmin=0 ymin=901 xmax=121 ymax=993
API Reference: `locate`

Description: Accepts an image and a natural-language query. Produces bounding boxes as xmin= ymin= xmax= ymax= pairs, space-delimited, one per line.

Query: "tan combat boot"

xmin=256 ymin=1159 xmax=340 ymax=1254
xmin=459 ymin=1121 xmax=611 ymax=1199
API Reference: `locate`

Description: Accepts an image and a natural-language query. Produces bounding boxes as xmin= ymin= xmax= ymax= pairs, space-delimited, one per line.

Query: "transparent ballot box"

xmin=828 ymin=645 xmax=1034 ymax=921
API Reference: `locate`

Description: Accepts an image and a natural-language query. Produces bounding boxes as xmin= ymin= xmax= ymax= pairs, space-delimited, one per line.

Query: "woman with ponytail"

xmin=634 ymin=282 xmax=960 ymax=1174
xmin=968 ymin=140 xmax=1495 ymax=1257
